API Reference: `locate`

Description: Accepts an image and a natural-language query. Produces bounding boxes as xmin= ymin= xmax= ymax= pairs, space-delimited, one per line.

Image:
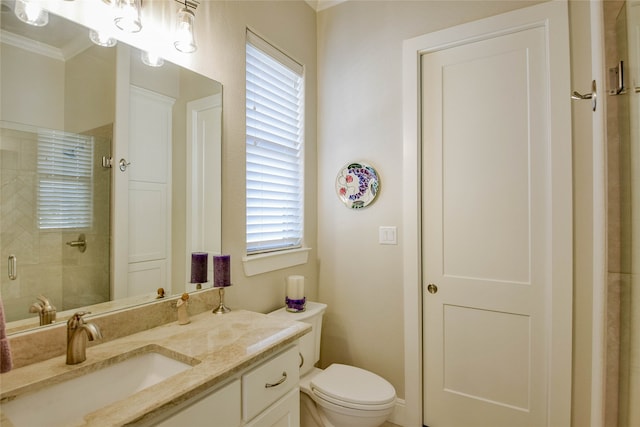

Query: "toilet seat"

xmin=310 ymin=364 xmax=396 ymax=411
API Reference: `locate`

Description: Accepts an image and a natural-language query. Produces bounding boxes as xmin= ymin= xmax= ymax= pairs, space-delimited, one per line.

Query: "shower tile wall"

xmin=604 ymin=1 xmax=633 ymax=426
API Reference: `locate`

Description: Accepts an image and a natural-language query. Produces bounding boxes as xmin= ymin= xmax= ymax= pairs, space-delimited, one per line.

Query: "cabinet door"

xmin=154 ymin=379 xmax=241 ymax=427
xmin=245 ymin=388 xmax=300 ymax=427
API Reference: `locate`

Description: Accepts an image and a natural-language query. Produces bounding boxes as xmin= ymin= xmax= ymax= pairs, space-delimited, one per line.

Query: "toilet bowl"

xmin=268 ymin=302 xmax=396 ymax=427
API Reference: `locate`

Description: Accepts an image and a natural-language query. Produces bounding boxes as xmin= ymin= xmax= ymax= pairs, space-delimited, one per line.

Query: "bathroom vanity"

xmin=0 ymin=310 xmax=309 ymax=426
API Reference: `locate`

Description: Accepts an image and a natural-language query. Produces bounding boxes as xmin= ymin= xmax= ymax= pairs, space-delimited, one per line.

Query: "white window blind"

xmin=37 ymin=129 xmax=94 ymax=230
xmin=246 ymin=31 xmax=304 ymax=254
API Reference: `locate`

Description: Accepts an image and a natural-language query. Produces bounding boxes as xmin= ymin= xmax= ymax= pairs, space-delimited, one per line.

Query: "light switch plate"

xmin=379 ymin=226 xmax=397 ymax=245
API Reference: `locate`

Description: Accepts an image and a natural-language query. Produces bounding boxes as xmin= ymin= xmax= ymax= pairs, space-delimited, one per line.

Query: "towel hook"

xmin=571 ymin=80 xmax=597 ymax=111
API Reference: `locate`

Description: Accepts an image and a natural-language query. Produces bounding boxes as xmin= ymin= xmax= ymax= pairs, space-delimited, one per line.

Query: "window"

xmin=246 ymin=30 xmax=304 ymax=255
xmin=37 ymin=129 xmax=94 ymax=230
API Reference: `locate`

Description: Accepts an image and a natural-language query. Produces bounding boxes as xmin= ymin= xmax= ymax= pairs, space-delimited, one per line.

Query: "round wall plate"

xmin=335 ymin=162 xmax=380 ymax=209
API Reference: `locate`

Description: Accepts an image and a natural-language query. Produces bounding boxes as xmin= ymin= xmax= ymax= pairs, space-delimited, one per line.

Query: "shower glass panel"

xmin=0 ymin=122 xmax=111 ymax=323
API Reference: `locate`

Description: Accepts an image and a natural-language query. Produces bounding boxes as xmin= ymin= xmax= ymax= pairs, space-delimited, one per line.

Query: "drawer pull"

xmin=299 ymin=352 xmax=304 ymax=368
xmin=265 ymin=371 xmax=287 ymax=388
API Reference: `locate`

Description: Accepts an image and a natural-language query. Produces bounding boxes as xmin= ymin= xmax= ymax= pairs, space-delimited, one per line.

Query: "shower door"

xmin=0 ymin=122 xmax=111 ymax=324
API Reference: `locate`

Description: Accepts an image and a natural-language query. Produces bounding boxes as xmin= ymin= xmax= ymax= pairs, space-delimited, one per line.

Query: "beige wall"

xmin=41 ymin=0 xmax=319 ymax=311
xmin=316 ymin=0 xmax=546 ymax=401
xmin=0 ymin=43 xmax=64 ymax=129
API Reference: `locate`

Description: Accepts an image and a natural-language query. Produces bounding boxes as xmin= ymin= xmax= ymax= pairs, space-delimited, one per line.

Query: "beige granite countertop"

xmin=0 ymin=309 xmax=311 ymax=426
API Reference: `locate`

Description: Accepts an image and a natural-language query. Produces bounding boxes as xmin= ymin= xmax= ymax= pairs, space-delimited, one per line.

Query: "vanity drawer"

xmin=242 ymin=345 xmax=299 ymax=422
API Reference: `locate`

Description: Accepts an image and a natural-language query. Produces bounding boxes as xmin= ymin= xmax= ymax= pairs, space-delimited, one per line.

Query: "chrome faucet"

xmin=29 ymin=295 xmax=56 ymax=326
xmin=66 ymin=311 xmax=102 ymax=365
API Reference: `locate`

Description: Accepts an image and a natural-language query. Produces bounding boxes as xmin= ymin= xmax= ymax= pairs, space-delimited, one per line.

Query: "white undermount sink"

xmin=1 ymin=348 xmax=197 ymax=427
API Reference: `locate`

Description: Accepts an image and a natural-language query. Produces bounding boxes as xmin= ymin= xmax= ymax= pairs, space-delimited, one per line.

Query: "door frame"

xmin=401 ymin=2 xmax=573 ymax=425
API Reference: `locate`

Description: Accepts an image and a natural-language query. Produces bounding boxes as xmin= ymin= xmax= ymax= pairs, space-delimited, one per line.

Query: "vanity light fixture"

xmin=174 ymin=0 xmax=198 ymax=53
xmin=13 ymin=0 xmax=48 ymax=27
xmin=141 ymin=51 xmax=164 ymax=67
xmin=89 ymin=29 xmax=117 ymax=47
xmin=114 ymin=0 xmax=142 ymax=33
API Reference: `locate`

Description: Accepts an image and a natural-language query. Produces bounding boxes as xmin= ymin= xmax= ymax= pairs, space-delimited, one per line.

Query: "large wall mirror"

xmin=0 ymin=2 xmax=222 ymax=333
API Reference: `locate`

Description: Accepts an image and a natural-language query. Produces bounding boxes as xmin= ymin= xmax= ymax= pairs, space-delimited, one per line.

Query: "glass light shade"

xmin=89 ymin=30 xmax=117 ymax=47
xmin=14 ymin=0 xmax=49 ymax=27
xmin=114 ymin=0 xmax=142 ymax=33
xmin=174 ymin=8 xmax=197 ymax=53
xmin=141 ymin=51 xmax=164 ymax=67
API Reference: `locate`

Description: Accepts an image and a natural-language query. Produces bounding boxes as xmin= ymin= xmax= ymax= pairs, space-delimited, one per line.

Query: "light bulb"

xmin=141 ymin=51 xmax=164 ymax=67
xmin=89 ymin=30 xmax=117 ymax=47
xmin=174 ymin=8 xmax=197 ymax=53
xmin=114 ymin=0 xmax=142 ymax=33
xmin=14 ymin=0 xmax=49 ymax=27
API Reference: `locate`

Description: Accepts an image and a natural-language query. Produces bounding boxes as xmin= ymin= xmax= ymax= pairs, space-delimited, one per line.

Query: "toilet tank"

xmin=268 ymin=301 xmax=327 ymax=376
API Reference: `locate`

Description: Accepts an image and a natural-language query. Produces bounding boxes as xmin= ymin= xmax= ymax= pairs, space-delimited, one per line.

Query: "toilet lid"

xmin=310 ymin=364 xmax=396 ymax=407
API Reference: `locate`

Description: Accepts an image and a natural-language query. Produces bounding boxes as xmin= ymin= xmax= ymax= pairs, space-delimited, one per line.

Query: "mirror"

xmin=0 ymin=3 xmax=222 ymax=333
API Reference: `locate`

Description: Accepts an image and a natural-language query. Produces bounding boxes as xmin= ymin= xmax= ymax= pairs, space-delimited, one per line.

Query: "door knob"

xmin=119 ymin=158 xmax=131 ymax=172
xmin=427 ymin=283 xmax=438 ymax=294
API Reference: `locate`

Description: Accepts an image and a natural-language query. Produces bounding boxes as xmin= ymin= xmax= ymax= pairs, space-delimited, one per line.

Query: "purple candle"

xmin=190 ymin=252 xmax=208 ymax=284
xmin=214 ymin=255 xmax=231 ymax=287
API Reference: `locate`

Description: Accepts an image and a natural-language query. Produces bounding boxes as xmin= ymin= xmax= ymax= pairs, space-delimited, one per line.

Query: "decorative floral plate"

xmin=335 ymin=162 xmax=380 ymax=209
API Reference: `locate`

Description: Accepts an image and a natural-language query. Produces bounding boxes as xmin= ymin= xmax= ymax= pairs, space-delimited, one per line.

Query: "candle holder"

xmin=212 ymin=285 xmax=232 ymax=314
xmin=286 ymin=296 xmax=306 ymax=313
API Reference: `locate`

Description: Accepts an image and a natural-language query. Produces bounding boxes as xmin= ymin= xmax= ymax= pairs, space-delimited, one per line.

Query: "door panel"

xmin=421 ymin=18 xmax=567 ymax=427
xmin=441 ymin=45 xmax=533 ymax=285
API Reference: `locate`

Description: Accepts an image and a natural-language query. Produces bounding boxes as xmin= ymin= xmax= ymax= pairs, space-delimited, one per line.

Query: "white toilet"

xmin=269 ymin=301 xmax=396 ymax=427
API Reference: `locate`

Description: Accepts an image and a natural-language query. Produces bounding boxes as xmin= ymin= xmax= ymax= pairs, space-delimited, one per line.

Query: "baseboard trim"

xmin=389 ymin=398 xmax=407 ymax=426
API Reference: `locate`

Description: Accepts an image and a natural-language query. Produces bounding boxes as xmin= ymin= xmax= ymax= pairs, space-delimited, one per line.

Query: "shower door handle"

xmin=8 ymin=255 xmax=17 ymax=280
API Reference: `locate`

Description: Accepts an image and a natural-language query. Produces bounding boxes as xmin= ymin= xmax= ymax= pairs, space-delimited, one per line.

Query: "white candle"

xmin=286 ymin=275 xmax=305 ymax=300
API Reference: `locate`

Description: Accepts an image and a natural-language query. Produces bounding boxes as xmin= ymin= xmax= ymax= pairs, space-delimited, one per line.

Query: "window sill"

xmin=242 ymin=247 xmax=311 ymax=277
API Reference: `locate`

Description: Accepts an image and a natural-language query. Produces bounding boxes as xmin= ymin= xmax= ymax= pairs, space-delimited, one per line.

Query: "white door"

xmin=126 ymin=86 xmax=174 ymax=297
xmin=421 ymin=3 xmax=572 ymax=426
xmin=185 ymin=94 xmax=222 ymax=290
xmin=111 ymin=65 xmax=175 ymax=300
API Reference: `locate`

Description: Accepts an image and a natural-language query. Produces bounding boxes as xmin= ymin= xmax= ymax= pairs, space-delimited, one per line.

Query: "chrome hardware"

xmin=608 ymin=61 xmax=626 ymax=95
xmin=29 ymin=295 xmax=56 ymax=326
xmin=427 ymin=283 xmax=438 ymax=294
xmin=571 ymin=80 xmax=597 ymax=111
xmin=299 ymin=352 xmax=305 ymax=368
xmin=67 ymin=311 xmax=102 ymax=365
xmin=101 ymin=156 xmax=113 ymax=168
xmin=265 ymin=372 xmax=288 ymax=388
xmin=8 ymin=254 xmax=17 ymax=280
xmin=66 ymin=234 xmax=87 ymax=253
xmin=119 ymin=158 xmax=131 ymax=172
